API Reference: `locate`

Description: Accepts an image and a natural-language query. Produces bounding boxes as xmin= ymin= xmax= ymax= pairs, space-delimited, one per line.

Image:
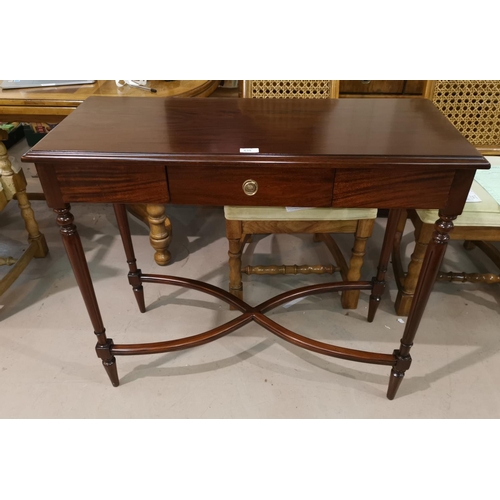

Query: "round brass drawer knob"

xmin=242 ymin=179 xmax=258 ymax=196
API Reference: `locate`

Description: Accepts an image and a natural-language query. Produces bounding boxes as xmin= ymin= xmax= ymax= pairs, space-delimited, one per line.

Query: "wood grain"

xmin=24 ymin=97 xmax=486 ymax=166
xmin=333 ymin=169 xmax=455 ymax=209
xmin=168 ymin=166 xmax=334 ymax=206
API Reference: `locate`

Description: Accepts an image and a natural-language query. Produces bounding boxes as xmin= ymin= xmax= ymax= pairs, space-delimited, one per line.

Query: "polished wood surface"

xmin=231 ymin=80 xmax=370 ymax=311
xmin=23 ymin=97 xmax=489 ymax=399
xmin=28 ymin=97 xmax=483 ymax=162
xmin=0 ymin=80 xmax=219 ymax=122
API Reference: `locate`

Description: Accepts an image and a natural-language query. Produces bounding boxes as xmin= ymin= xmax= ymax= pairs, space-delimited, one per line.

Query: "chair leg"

xmin=226 ymin=220 xmax=244 ymax=307
xmin=341 ymin=218 xmax=375 ymax=309
xmin=16 ymin=189 xmax=49 ymax=258
xmin=146 ymin=203 xmax=171 ymax=266
xmin=228 ymin=238 xmax=243 ymax=301
xmin=394 ymin=220 xmax=434 ymax=316
xmin=0 ymin=144 xmax=48 ymax=258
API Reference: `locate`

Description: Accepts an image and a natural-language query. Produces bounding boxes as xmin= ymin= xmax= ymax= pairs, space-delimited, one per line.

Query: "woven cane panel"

xmin=250 ymin=80 xmax=332 ymax=99
xmin=431 ymin=80 xmax=500 ymax=147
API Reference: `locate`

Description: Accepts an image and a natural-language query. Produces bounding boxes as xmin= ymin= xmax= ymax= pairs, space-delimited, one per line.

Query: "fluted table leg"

xmin=368 ymin=209 xmax=402 ymax=322
xmin=55 ymin=205 xmax=119 ymax=387
xmin=387 ymin=212 xmax=456 ymax=400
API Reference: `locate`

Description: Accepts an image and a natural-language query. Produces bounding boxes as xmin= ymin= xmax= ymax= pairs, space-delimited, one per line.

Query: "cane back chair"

xmin=393 ymin=80 xmax=500 ymax=315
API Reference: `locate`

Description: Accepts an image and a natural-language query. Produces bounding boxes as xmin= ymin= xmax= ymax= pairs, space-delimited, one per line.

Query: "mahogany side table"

xmin=23 ymin=96 xmax=489 ymax=400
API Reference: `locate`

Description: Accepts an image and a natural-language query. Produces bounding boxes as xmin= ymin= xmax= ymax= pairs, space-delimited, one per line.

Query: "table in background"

xmin=0 ymin=80 xmax=220 ymax=266
xmin=0 ymin=80 xmax=219 ymax=122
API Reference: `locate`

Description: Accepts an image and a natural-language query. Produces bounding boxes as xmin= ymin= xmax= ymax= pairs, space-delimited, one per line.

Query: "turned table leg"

xmin=55 ymin=205 xmax=119 ymax=387
xmin=368 ymin=209 xmax=402 ymax=322
xmin=387 ymin=212 xmax=456 ymax=400
xmin=113 ymin=204 xmax=146 ymax=313
xmin=146 ymin=203 xmax=172 ymax=266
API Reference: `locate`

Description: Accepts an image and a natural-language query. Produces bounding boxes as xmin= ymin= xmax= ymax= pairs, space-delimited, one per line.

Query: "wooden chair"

xmin=0 ymin=138 xmax=48 ymax=297
xmin=225 ymin=80 xmax=377 ymax=309
xmin=393 ymin=80 xmax=500 ymax=315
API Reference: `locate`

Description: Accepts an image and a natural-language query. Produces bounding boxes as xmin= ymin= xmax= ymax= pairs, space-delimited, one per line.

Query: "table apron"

xmin=34 ymin=162 xmax=468 ymax=211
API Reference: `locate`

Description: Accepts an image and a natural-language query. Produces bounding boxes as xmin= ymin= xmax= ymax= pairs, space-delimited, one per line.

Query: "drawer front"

xmin=53 ymin=163 xmax=170 ymax=204
xmin=333 ymin=169 xmax=455 ymax=209
xmin=168 ymin=166 xmax=334 ymax=206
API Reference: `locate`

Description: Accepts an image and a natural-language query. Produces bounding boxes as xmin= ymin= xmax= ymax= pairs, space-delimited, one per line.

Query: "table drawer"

xmin=46 ymin=163 xmax=170 ymax=204
xmin=332 ymin=168 xmax=456 ymax=209
xmin=168 ymin=166 xmax=334 ymax=206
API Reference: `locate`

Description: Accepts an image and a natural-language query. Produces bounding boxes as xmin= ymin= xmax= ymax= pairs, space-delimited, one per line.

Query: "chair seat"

xmin=224 ymin=206 xmax=378 ymax=221
xmin=416 ymin=180 xmax=500 ymax=227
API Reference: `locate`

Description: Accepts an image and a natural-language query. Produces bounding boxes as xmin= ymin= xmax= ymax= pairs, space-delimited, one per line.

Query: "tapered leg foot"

xmin=387 ymin=369 xmax=405 ymax=400
xmin=386 ymin=348 xmax=412 ymax=400
xmin=367 ymin=293 xmax=381 ymax=322
xmin=113 ymin=204 xmax=147 ymax=313
xmin=368 ymin=210 xmax=402 ymax=322
xmin=128 ymin=270 xmax=146 ymax=313
xmin=133 ymin=286 xmax=146 ymax=313
xmin=96 ymin=338 xmax=119 ymax=387
xmin=102 ymin=357 xmax=120 ymax=387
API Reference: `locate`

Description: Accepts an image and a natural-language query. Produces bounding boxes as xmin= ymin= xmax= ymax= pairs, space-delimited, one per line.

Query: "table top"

xmin=25 ymin=96 xmax=489 ymax=170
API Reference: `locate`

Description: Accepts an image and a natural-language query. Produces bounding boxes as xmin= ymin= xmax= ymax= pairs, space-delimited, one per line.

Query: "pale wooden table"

xmin=0 ymin=80 xmax=220 ymax=266
xmin=0 ymin=80 xmax=219 ymax=122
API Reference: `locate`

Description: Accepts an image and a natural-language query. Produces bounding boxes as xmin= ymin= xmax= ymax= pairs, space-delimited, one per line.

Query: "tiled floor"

xmin=1 ymin=139 xmax=500 ymax=418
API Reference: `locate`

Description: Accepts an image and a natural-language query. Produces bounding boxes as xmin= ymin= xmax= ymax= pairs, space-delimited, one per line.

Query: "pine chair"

xmin=225 ymin=80 xmax=377 ymax=309
xmin=0 ymin=139 xmax=48 ymax=297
